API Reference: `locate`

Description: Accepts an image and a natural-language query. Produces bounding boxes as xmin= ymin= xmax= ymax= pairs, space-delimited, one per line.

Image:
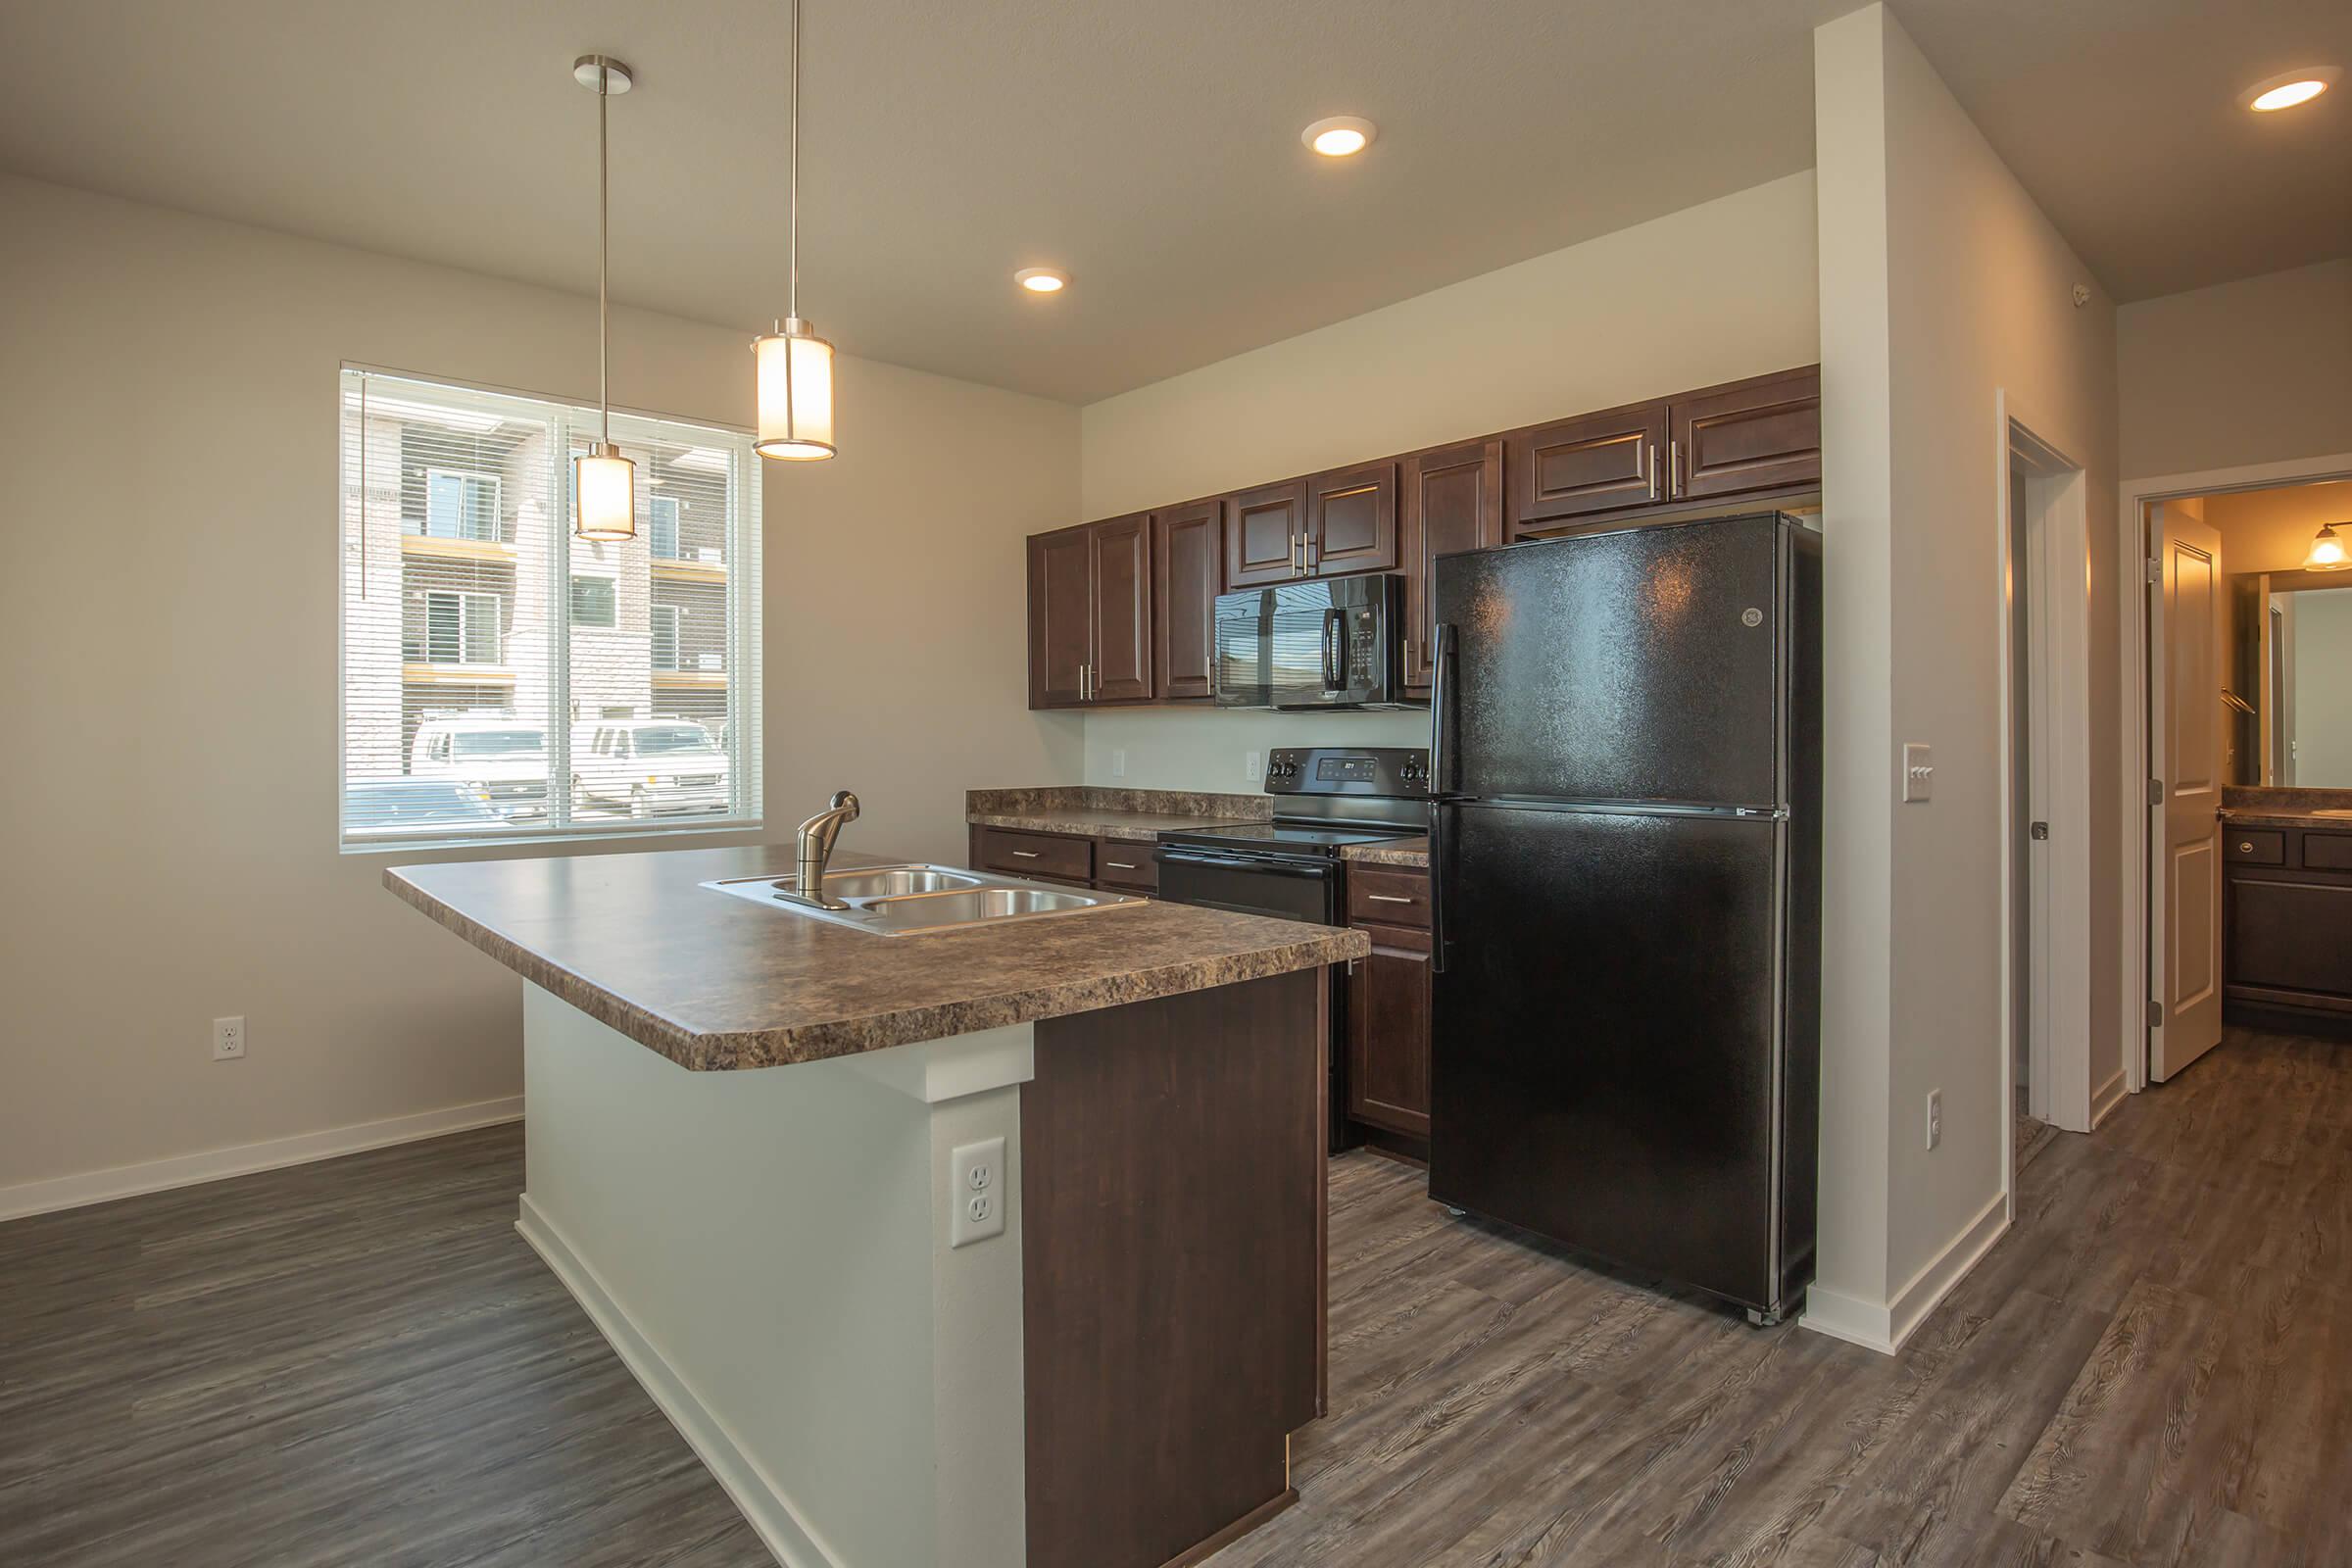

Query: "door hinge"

xmin=2147 ymin=777 xmax=2165 ymax=806
xmin=2148 ymin=999 xmax=2165 ymax=1027
xmin=2145 ymin=558 xmax=2162 ymax=584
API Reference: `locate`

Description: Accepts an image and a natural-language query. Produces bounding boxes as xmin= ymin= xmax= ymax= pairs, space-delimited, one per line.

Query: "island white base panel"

xmin=517 ymin=983 xmax=1031 ymax=1568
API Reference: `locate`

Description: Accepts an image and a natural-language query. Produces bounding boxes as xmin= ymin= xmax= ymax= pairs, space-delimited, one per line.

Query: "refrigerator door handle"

xmin=1429 ymin=622 xmax=1458 ymax=974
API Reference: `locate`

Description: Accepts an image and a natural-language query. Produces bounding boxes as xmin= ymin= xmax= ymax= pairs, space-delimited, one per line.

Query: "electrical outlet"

xmin=1110 ymin=748 xmax=1127 ymax=779
xmin=213 ymin=1016 xmax=247 ymax=1061
xmin=1926 ymin=1089 xmax=1942 ymax=1151
xmin=1244 ymin=750 xmax=1261 ymax=783
xmin=949 ymin=1136 xmax=1006 ymax=1249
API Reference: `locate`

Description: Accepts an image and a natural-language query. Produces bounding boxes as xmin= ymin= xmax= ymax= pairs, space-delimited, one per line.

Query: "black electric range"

xmin=1156 ymin=747 xmax=1431 ymax=1149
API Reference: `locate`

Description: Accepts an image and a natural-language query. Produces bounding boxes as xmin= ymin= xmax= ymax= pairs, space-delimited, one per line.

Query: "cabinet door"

xmin=1506 ymin=400 xmax=1666 ymax=535
xmin=1347 ymin=922 xmax=1432 ymax=1138
xmin=1399 ymin=439 xmax=1502 ymax=691
xmin=1306 ymin=462 xmax=1398 ymax=575
xmin=1027 ymin=524 xmax=1094 ymax=709
xmin=1090 ymin=513 xmax=1154 ymax=703
xmin=1669 ymin=366 xmax=1821 ymax=503
xmin=1154 ymin=500 xmax=1220 ymax=702
xmin=1224 ymin=479 xmax=1308 ymax=588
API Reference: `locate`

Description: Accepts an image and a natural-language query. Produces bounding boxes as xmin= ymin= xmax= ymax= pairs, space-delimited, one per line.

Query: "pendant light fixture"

xmin=2304 ymin=521 xmax=2350 ymax=572
xmin=573 ymin=53 xmax=637 ymax=539
xmin=753 ymin=0 xmax=837 ymax=461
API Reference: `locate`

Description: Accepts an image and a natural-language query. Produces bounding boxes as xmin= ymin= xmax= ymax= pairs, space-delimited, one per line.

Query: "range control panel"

xmin=1265 ymin=746 xmax=1432 ymax=799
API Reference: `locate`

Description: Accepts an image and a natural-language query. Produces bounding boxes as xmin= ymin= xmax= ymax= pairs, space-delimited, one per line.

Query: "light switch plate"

xmin=1901 ymin=743 xmax=1934 ymax=804
xmin=949 ymin=1136 xmax=1006 ymax=1249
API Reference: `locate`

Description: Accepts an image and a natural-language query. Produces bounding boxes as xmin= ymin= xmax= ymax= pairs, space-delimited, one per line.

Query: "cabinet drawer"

xmin=2303 ymin=833 xmax=2352 ymax=872
xmin=1093 ymin=837 xmax=1159 ymax=893
xmin=2227 ymin=829 xmax=2285 ymax=866
xmin=1347 ymin=867 xmax=1431 ymax=928
xmin=973 ymin=826 xmax=1093 ymax=883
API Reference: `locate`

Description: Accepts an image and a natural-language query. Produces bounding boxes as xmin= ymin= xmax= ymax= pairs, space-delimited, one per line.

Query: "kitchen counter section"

xmin=965 ymin=784 xmax=1270 ymax=842
xmin=386 ymin=842 xmax=1364 ymax=1071
xmin=1342 ymin=835 xmax=1430 ymax=868
xmin=2220 ymin=807 xmax=2352 ymax=830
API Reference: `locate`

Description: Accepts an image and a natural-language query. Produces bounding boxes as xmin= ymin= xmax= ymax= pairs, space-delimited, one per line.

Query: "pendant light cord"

xmin=599 ymin=62 xmax=612 ymax=445
xmin=789 ymin=0 xmax=801 ymax=321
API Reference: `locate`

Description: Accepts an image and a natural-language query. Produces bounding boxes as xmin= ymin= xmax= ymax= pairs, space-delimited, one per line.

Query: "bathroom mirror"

xmin=2238 ymin=571 xmax=2352 ymax=787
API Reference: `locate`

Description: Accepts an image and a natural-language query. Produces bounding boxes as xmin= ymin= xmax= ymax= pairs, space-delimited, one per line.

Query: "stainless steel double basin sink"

xmin=702 ymin=863 xmax=1144 ymax=935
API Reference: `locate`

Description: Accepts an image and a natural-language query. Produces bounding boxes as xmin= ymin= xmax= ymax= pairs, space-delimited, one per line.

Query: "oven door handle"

xmin=1153 ymin=849 xmax=1334 ymax=880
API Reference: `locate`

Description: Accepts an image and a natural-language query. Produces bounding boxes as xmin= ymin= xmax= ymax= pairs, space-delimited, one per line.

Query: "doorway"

xmin=2120 ymin=456 xmax=2352 ymax=1093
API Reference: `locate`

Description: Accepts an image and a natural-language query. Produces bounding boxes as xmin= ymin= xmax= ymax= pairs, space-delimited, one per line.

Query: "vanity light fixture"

xmin=753 ymin=0 xmax=837 ymax=461
xmin=1302 ymin=116 xmax=1377 ymax=157
xmin=2242 ymin=67 xmax=2337 ymax=113
xmin=1014 ymin=267 xmax=1069 ymax=294
xmin=2304 ymin=522 xmax=2350 ymax=571
xmin=571 ymin=54 xmax=637 ymax=541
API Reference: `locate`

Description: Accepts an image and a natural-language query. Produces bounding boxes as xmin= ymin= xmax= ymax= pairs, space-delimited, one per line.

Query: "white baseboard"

xmin=2090 ymin=1067 xmax=2128 ymax=1128
xmin=1801 ymin=1190 xmax=2010 ymax=1356
xmin=515 ymin=1195 xmax=833 ymax=1568
xmin=0 ymin=1096 xmax=524 ymax=1223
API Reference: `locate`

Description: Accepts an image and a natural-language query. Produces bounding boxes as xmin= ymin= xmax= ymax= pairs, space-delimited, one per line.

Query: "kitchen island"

xmin=387 ymin=842 xmax=1364 ymax=1568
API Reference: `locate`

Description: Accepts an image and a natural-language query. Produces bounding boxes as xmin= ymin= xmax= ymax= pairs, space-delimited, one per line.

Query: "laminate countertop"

xmin=386 ymin=844 xmax=1366 ymax=1072
xmin=2218 ymin=808 xmax=2352 ymax=830
xmin=964 ymin=785 xmax=1271 ymax=843
xmin=1341 ymin=837 xmax=1430 ymax=869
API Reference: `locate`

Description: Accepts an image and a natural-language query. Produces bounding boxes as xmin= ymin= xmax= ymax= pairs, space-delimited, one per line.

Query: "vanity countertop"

xmin=2220 ymin=808 xmax=2352 ymax=830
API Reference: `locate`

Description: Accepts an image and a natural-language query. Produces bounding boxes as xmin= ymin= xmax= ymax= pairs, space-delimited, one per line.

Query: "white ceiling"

xmin=0 ymin=1 xmax=2343 ymax=403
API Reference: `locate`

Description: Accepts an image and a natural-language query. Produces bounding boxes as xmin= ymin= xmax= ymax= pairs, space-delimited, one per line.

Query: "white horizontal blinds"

xmin=338 ymin=369 xmax=760 ymax=846
xmin=561 ymin=411 xmax=760 ymax=825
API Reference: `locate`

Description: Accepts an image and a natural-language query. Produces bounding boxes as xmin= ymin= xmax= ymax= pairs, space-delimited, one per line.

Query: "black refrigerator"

xmin=1427 ymin=512 xmax=1822 ymax=1325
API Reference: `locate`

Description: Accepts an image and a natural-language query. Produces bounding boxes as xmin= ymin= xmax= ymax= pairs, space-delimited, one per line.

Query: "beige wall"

xmin=2204 ymin=479 xmax=2352 ymax=575
xmin=2118 ymin=260 xmax=2352 ymax=480
xmin=0 ymin=172 xmax=1079 ymax=1196
xmin=1814 ymin=6 xmax=2121 ymax=1329
xmin=1074 ymin=171 xmax=1822 ymax=786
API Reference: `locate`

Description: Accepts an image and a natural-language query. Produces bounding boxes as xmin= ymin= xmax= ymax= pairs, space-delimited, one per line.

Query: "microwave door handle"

xmin=1322 ymin=607 xmax=1343 ymax=691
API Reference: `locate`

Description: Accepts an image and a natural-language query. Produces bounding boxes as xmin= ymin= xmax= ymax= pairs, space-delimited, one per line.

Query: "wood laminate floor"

xmin=3 ymin=1022 xmax=2345 ymax=1567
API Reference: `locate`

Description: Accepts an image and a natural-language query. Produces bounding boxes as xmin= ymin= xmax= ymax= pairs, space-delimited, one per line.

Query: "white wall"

xmin=2118 ymin=260 xmax=2352 ymax=480
xmin=1075 ymin=172 xmax=1822 ymax=786
xmin=1811 ymin=6 xmax=2121 ymax=1340
xmin=0 ymin=172 xmax=1079 ymax=1196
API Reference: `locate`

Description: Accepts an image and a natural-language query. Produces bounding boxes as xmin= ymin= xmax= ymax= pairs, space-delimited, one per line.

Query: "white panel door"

xmin=2156 ymin=514 xmax=2225 ymax=1080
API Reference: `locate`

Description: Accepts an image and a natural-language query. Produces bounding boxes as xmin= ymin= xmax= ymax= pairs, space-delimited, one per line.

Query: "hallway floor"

xmin=2 ymin=1024 xmax=2343 ymax=1567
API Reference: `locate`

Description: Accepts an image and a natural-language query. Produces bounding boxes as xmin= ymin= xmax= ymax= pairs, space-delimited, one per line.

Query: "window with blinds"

xmin=338 ymin=368 xmax=762 ymax=848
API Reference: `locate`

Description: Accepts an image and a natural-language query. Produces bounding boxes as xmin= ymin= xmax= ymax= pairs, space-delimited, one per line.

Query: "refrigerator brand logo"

xmin=1741 ymin=608 xmax=1764 ymax=627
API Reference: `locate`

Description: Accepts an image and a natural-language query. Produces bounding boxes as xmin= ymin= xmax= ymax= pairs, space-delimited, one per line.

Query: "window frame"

xmin=421 ymin=466 xmax=503 ymax=542
xmin=649 ymin=493 xmax=682 ymax=560
xmin=338 ymin=365 xmax=762 ymax=854
xmin=651 ymin=603 xmax=684 ymax=671
xmin=568 ymin=572 xmax=619 ymax=631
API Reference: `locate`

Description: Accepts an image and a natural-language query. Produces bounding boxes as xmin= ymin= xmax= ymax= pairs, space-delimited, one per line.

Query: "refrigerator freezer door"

xmin=1433 ymin=514 xmax=1784 ymax=807
xmin=1430 ymin=802 xmax=1784 ymax=1309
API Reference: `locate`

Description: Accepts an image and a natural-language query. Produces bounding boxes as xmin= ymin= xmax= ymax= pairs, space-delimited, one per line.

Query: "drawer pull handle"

xmin=1010 ymin=850 xmax=1042 ymax=858
xmin=1105 ymin=860 xmax=1137 ymax=870
xmin=2238 ymin=842 xmax=2253 ymax=853
xmin=1367 ymin=893 xmax=1415 ymax=904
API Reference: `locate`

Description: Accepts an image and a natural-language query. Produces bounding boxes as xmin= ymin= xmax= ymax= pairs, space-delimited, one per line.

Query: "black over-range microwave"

xmin=1212 ymin=573 xmax=1414 ymax=710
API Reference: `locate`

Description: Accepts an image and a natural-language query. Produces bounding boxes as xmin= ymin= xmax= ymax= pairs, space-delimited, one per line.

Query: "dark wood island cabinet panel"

xmin=1026 ymin=524 xmax=1094 ymax=709
xmin=1669 ymin=366 xmax=1823 ymax=505
xmin=1023 ymin=970 xmax=1325 ymax=1568
xmin=1507 ymin=399 xmax=1667 ymax=535
xmin=1224 ymin=479 xmax=1310 ymax=588
xmin=1306 ymin=461 xmax=1398 ymax=575
xmin=1154 ymin=499 xmax=1221 ymax=702
xmin=1091 ymin=512 xmax=1155 ymax=703
xmin=1399 ymin=438 xmax=1503 ymax=691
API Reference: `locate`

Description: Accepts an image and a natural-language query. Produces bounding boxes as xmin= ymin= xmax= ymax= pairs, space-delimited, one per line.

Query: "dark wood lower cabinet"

xmin=1022 ymin=970 xmax=1325 ymax=1568
xmin=2227 ymin=823 xmax=2352 ymax=1018
xmin=1347 ymin=922 xmax=1432 ymax=1139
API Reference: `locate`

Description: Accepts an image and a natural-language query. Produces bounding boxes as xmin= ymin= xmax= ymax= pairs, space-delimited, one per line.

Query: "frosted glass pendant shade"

xmin=2305 ymin=522 xmax=2349 ymax=571
xmin=574 ymin=443 xmax=637 ymax=540
xmin=754 ymin=319 xmax=836 ymax=461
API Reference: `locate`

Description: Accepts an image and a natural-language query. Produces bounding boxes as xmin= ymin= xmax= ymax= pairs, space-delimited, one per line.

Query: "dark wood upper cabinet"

xmin=1306 ymin=462 xmax=1398 ymax=575
xmin=1670 ymin=367 xmax=1822 ymax=504
xmin=1027 ymin=523 xmax=1093 ymax=710
xmin=1223 ymin=479 xmax=1309 ymax=589
xmin=1090 ymin=513 xmax=1154 ymax=703
xmin=1153 ymin=499 xmax=1219 ymax=703
xmin=1399 ymin=439 xmax=1503 ymax=691
xmin=1507 ymin=399 xmax=1666 ymax=536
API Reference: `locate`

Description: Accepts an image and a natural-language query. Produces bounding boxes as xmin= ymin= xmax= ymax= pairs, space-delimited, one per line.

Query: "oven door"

xmin=1153 ymin=849 xmax=1339 ymax=925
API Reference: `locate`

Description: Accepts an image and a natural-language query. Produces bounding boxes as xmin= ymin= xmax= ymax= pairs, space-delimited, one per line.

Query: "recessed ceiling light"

xmin=1302 ymin=116 xmax=1377 ymax=158
xmin=2242 ymin=67 xmax=2338 ymax=112
xmin=1015 ymin=267 xmax=1069 ymax=293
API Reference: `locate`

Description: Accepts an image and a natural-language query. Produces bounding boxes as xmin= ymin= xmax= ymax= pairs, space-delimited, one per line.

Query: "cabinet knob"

xmin=2238 ymin=841 xmax=2253 ymax=853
